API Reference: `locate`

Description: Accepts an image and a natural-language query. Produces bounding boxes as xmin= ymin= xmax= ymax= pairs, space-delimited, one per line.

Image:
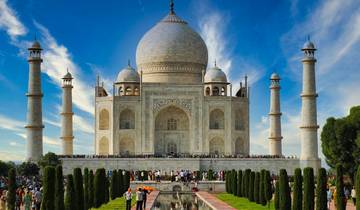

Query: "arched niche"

xmin=99 ymin=109 xmax=109 ymax=130
xmin=99 ymin=137 xmax=109 ymax=155
xmin=119 ymin=109 xmax=135 ymax=129
xmin=119 ymin=138 xmax=135 ymax=155
xmin=209 ymin=137 xmax=224 ymax=155
xmin=209 ymin=109 xmax=224 ymax=129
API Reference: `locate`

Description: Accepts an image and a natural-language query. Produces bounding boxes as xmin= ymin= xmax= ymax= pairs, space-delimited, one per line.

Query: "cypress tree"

xmin=303 ymin=167 xmax=315 ymax=210
xmin=207 ymin=169 xmax=214 ymax=181
xmin=41 ymin=166 xmax=56 ymax=210
xmin=118 ymin=170 xmax=124 ymax=196
xmin=249 ymin=171 xmax=255 ymax=202
xmin=335 ymin=164 xmax=345 ymax=210
xmin=55 ymin=165 xmax=65 ymax=210
xmin=84 ymin=168 xmax=89 ymax=210
xmin=110 ymin=170 xmax=118 ymax=200
xmin=237 ymin=170 xmax=242 ymax=197
xmin=88 ymin=170 xmax=94 ymax=208
xmin=274 ymin=181 xmax=280 ymax=210
xmin=292 ymin=168 xmax=302 ymax=210
xmin=356 ymin=165 xmax=360 ymax=210
xmin=316 ymin=168 xmax=327 ymax=210
xmin=104 ymin=176 xmax=110 ymax=203
xmin=241 ymin=169 xmax=247 ymax=197
xmin=243 ymin=169 xmax=251 ymax=198
xmin=124 ymin=170 xmax=130 ymax=192
xmin=264 ymin=170 xmax=272 ymax=207
xmin=232 ymin=169 xmax=237 ymax=195
xmin=254 ymin=172 xmax=260 ymax=204
xmin=279 ymin=169 xmax=291 ymax=210
xmin=7 ymin=168 xmax=16 ymax=210
xmin=65 ymin=174 xmax=77 ymax=210
xmin=94 ymin=168 xmax=105 ymax=208
xmin=259 ymin=170 xmax=267 ymax=206
xmin=74 ymin=168 xmax=84 ymax=210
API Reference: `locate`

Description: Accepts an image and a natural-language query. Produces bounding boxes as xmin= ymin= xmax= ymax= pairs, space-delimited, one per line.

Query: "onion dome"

xmin=28 ymin=40 xmax=42 ymax=50
xmin=270 ymin=73 xmax=280 ymax=80
xmin=204 ymin=64 xmax=227 ymax=83
xmin=302 ymin=36 xmax=316 ymax=51
xmin=116 ymin=63 xmax=140 ymax=83
xmin=136 ymin=2 xmax=208 ymax=84
xmin=62 ymin=70 xmax=73 ymax=79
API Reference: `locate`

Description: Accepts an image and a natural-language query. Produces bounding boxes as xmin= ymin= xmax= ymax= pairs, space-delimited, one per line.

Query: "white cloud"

xmin=34 ymin=21 xmax=95 ymax=115
xmin=0 ymin=114 xmax=24 ymax=133
xmin=0 ymin=150 xmax=24 ymax=161
xmin=0 ymin=0 xmax=27 ymax=39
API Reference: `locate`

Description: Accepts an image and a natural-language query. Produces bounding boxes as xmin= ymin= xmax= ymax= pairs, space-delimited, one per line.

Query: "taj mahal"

xmin=25 ymin=2 xmax=321 ymax=174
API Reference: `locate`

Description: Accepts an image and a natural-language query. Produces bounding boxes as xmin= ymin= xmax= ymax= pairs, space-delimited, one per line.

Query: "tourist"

xmin=0 ymin=190 xmax=6 ymax=210
xmin=34 ymin=188 xmax=42 ymax=210
xmin=124 ymin=188 xmax=132 ymax=210
xmin=23 ymin=191 xmax=32 ymax=210
xmin=136 ymin=187 xmax=143 ymax=210
xmin=351 ymin=187 xmax=356 ymax=206
xmin=327 ymin=188 xmax=332 ymax=210
xmin=142 ymin=188 xmax=150 ymax=209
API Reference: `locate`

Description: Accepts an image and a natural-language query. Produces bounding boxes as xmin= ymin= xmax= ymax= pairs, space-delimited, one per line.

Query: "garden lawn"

xmin=91 ymin=196 xmax=135 ymax=210
xmin=216 ymin=193 xmax=275 ymax=210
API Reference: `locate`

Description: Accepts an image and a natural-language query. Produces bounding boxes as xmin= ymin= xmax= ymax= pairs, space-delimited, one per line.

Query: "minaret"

xmin=300 ymin=38 xmax=321 ymax=170
xmin=268 ymin=73 xmax=282 ymax=156
xmin=61 ymin=70 xmax=74 ymax=155
xmin=25 ymin=39 xmax=44 ymax=161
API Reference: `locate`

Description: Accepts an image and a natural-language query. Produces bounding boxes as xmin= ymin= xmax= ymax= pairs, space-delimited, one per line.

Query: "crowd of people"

xmin=58 ymin=154 xmax=298 ymax=159
xmin=0 ymin=176 xmax=42 ymax=210
xmin=325 ymin=186 xmax=357 ymax=209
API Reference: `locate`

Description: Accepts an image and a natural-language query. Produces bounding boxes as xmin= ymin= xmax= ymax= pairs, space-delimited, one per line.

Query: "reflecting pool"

xmin=151 ymin=192 xmax=212 ymax=210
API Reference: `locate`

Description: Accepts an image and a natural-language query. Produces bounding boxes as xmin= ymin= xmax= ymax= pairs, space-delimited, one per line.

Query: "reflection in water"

xmin=151 ymin=192 xmax=212 ymax=210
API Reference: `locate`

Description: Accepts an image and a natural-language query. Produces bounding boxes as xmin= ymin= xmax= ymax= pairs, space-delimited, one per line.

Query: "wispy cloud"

xmin=0 ymin=0 xmax=27 ymax=39
xmin=34 ymin=21 xmax=95 ymax=115
xmin=0 ymin=114 xmax=24 ymax=133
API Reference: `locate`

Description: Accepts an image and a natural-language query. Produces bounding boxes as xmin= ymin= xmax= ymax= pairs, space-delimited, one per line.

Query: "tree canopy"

xmin=38 ymin=152 xmax=61 ymax=170
xmin=321 ymin=105 xmax=360 ymax=179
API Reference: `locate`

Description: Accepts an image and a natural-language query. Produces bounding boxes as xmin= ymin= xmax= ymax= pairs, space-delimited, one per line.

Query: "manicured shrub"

xmin=118 ymin=170 xmax=124 ymax=196
xmin=208 ymin=169 xmax=214 ymax=181
xmin=274 ymin=181 xmax=280 ymax=210
xmin=356 ymin=165 xmax=360 ymax=210
xmin=237 ymin=170 xmax=242 ymax=197
xmin=303 ymin=167 xmax=315 ymax=210
xmin=84 ymin=168 xmax=89 ymax=210
xmin=88 ymin=170 xmax=94 ymax=208
xmin=316 ymin=168 xmax=327 ymax=210
xmin=292 ymin=168 xmax=302 ymax=210
xmin=241 ymin=169 xmax=247 ymax=197
xmin=124 ymin=170 xmax=130 ymax=191
xmin=41 ymin=166 xmax=56 ymax=210
xmin=7 ymin=168 xmax=16 ymax=210
xmin=55 ymin=165 xmax=64 ymax=210
xmin=105 ymin=176 xmax=110 ymax=203
xmin=232 ymin=169 xmax=237 ymax=195
xmin=65 ymin=174 xmax=77 ymax=210
xmin=259 ymin=170 xmax=266 ymax=206
xmin=264 ymin=170 xmax=272 ymax=206
xmin=94 ymin=168 xmax=106 ymax=208
xmin=110 ymin=170 xmax=118 ymax=200
xmin=74 ymin=168 xmax=84 ymax=210
xmin=254 ymin=172 xmax=260 ymax=203
xmin=279 ymin=169 xmax=291 ymax=210
xmin=249 ymin=171 xmax=255 ymax=201
xmin=335 ymin=164 xmax=345 ymax=210
xmin=244 ymin=169 xmax=251 ymax=198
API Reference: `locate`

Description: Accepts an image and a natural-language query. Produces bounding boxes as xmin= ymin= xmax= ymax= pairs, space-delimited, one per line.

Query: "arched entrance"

xmin=209 ymin=137 xmax=224 ymax=155
xmin=154 ymin=106 xmax=189 ymax=155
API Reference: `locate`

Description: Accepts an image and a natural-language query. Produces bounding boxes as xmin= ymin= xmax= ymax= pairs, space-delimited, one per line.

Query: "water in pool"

xmin=151 ymin=192 xmax=212 ymax=210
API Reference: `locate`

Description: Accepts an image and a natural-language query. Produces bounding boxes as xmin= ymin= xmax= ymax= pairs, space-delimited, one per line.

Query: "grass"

xmin=216 ymin=193 xmax=275 ymax=210
xmin=91 ymin=196 xmax=135 ymax=210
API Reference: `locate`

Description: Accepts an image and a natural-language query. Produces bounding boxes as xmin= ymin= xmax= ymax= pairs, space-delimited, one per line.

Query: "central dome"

xmin=136 ymin=10 xmax=208 ymax=84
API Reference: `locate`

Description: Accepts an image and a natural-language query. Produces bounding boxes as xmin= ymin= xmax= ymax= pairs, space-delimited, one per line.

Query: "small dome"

xmin=270 ymin=73 xmax=280 ymax=80
xmin=302 ymin=40 xmax=315 ymax=50
xmin=204 ymin=65 xmax=227 ymax=83
xmin=29 ymin=40 xmax=42 ymax=49
xmin=63 ymin=71 xmax=73 ymax=79
xmin=116 ymin=65 xmax=140 ymax=83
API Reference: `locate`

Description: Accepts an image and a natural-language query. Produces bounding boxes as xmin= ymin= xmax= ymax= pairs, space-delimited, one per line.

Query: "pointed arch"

xmin=119 ymin=138 xmax=135 ymax=155
xmin=119 ymin=109 xmax=135 ymax=129
xmin=99 ymin=137 xmax=109 ymax=155
xmin=99 ymin=109 xmax=109 ymax=130
xmin=209 ymin=137 xmax=224 ymax=155
xmin=209 ymin=109 xmax=224 ymax=129
xmin=235 ymin=137 xmax=243 ymax=154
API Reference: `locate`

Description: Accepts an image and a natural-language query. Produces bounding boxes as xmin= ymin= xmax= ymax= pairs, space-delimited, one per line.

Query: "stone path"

xmin=131 ymin=190 xmax=159 ymax=210
xmin=329 ymin=200 xmax=356 ymax=210
xmin=196 ymin=191 xmax=237 ymax=210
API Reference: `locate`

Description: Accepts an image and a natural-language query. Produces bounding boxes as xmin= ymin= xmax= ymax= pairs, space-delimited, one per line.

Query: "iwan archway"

xmin=154 ymin=106 xmax=189 ymax=155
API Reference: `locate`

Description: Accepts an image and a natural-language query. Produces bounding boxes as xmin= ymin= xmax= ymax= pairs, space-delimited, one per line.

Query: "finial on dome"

xmin=170 ymin=0 xmax=174 ymax=14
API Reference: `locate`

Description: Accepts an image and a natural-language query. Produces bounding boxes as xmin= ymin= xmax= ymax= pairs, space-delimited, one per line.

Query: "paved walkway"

xmin=196 ymin=191 xmax=236 ymax=210
xmin=329 ymin=200 xmax=356 ymax=210
xmin=131 ymin=190 xmax=159 ymax=210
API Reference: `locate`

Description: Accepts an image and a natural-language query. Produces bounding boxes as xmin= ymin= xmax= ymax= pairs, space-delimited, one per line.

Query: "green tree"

xmin=274 ymin=181 xmax=280 ymax=210
xmin=279 ymin=169 xmax=291 ymax=210
xmin=104 ymin=176 xmax=110 ymax=203
xmin=118 ymin=170 xmax=124 ymax=196
xmin=110 ymin=170 xmax=118 ymax=200
xmin=124 ymin=171 xmax=130 ymax=192
xmin=17 ymin=161 xmax=39 ymax=176
xmin=84 ymin=168 xmax=89 ymax=210
xmin=55 ymin=165 xmax=64 ymax=210
xmin=41 ymin=166 xmax=56 ymax=210
xmin=0 ymin=161 xmax=13 ymax=176
xmin=243 ymin=169 xmax=251 ymax=198
xmin=321 ymin=106 xmax=360 ymax=180
xmin=248 ymin=171 xmax=255 ymax=202
xmin=264 ymin=170 xmax=272 ymax=207
xmin=316 ymin=168 xmax=327 ymax=210
xmin=335 ymin=164 xmax=346 ymax=210
xmin=241 ymin=169 xmax=247 ymax=197
xmin=254 ymin=172 xmax=260 ymax=204
xmin=88 ymin=170 xmax=94 ymax=208
xmin=356 ymin=165 xmax=360 ymax=210
xmin=38 ymin=152 xmax=61 ymax=171
xmin=303 ymin=167 xmax=315 ymax=210
xmin=259 ymin=170 xmax=266 ymax=206
xmin=74 ymin=168 xmax=84 ymax=210
xmin=7 ymin=168 xmax=16 ymax=210
xmin=65 ymin=174 xmax=77 ymax=210
xmin=94 ymin=168 xmax=106 ymax=207
xmin=207 ymin=169 xmax=214 ymax=181
xmin=292 ymin=168 xmax=302 ymax=210
xmin=232 ymin=169 xmax=237 ymax=195
xmin=237 ymin=170 xmax=242 ymax=197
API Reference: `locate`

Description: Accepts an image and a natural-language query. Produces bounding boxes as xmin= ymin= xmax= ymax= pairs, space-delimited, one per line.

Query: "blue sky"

xmin=0 ymin=0 xmax=360 ymax=162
